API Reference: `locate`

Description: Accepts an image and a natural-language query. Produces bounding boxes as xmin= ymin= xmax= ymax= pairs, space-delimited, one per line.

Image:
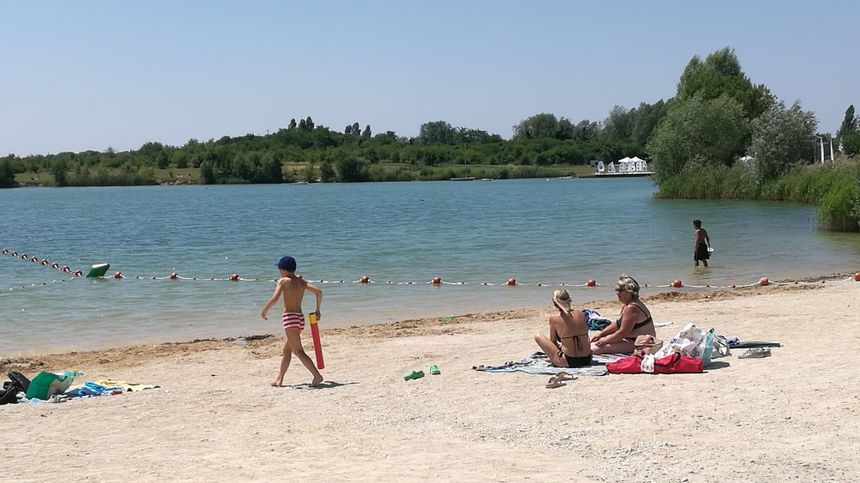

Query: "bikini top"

xmin=615 ymin=303 xmax=653 ymax=330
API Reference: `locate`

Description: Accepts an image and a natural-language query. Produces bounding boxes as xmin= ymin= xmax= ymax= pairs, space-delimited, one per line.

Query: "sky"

xmin=1 ymin=0 xmax=858 ymax=156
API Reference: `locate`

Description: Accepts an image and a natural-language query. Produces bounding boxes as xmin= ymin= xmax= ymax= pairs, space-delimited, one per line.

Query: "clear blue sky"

xmin=1 ymin=0 xmax=857 ymax=156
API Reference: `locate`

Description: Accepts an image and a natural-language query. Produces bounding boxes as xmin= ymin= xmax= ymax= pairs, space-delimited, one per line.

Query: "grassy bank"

xmin=657 ymin=159 xmax=860 ymax=232
xmin=14 ymin=163 xmax=595 ymax=186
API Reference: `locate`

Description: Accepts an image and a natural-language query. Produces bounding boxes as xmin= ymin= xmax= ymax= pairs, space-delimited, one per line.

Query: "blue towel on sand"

xmin=473 ymin=352 xmax=626 ymax=377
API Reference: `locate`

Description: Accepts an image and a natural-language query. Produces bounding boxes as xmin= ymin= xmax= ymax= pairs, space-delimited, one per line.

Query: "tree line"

xmin=1 ymin=47 xmax=859 ymax=230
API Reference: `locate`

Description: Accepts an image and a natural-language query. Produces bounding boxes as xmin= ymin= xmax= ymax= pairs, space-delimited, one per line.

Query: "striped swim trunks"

xmin=282 ymin=312 xmax=306 ymax=331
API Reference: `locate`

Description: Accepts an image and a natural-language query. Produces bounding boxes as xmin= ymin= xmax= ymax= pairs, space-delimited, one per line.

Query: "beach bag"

xmin=632 ymin=335 xmax=663 ymax=357
xmin=655 ymin=323 xmax=706 ymax=359
xmin=653 ymin=353 xmax=703 ymax=374
xmin=606 ymin=356 xmax=644 ymax=374
xmin=0 ymin=371 xmax=31 ymax=405
xmin=25 ymin=371 xmax=78 ymax=400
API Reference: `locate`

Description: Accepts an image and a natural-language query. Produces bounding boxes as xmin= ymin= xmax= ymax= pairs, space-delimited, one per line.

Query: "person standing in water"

xmin=693 ymin=219 xmax=711 ymax=267
xmin=260 ymin=255 xmax=324 ymax=387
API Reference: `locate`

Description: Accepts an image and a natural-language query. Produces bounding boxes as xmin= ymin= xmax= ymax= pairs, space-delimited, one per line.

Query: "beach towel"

xmin=473 ymin=352 xmax=622 ymax=377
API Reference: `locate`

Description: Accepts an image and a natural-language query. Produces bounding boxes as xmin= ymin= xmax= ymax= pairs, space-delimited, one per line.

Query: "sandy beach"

xmin=1 ymin=280 xmax=858 ymax=482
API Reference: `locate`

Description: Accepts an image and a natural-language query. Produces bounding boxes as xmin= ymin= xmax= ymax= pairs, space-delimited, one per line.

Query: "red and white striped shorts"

xmin=282 ymin=312 xmax=306 ymax=331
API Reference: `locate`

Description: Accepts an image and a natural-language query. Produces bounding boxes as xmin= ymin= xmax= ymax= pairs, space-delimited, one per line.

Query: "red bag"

xmin=653 ymin=353 xmax=703 ymax=374
xmin=606 ymin=356 xmax=643 ymax=374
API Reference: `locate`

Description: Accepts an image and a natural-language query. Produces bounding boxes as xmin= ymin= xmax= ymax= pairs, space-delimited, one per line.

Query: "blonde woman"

xmin=534 ymin=289 xmax=592 ymax=367
xmin=590 ymin=274 xmax=655 ymax=354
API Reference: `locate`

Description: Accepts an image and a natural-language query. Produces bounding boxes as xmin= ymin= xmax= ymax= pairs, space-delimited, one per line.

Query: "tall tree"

xmin=748 ymin=100 xmax=817 ymax=183
xmin=676 ymin=47 xmax=774 ymax=120
xmin=0 ymin=158 xmax=16 ymax=188
xmin=418 ymin=121 xmax=455 ymax=144
xmin=647 ymin=94 xmax=748 ymax=183
xmin=837 ymin=105 xmax=857 ymax=146
xmin=512 ymin=113 xmax=560 ymax=140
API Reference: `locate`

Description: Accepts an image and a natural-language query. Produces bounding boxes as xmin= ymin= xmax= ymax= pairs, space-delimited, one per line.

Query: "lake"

xmin=2 ymin=178 xmax=859 ymax=355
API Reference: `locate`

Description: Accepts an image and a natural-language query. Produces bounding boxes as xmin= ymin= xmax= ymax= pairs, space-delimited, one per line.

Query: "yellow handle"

xmin=309 ymin=313 xmax=318 ymax=325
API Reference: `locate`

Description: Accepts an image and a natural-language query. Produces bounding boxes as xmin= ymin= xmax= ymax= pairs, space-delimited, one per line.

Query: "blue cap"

xmin=275 ymin=256 xmax=297 ymax=271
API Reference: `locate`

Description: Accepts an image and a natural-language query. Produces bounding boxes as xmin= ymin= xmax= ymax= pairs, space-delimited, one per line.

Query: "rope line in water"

xmin=3 ymin=247 xmax=860 ymax=294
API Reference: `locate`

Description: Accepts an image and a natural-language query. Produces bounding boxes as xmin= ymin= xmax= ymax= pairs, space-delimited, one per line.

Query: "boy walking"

xmin=692 ymin=219 xmax=711 ymax=267
xmin=260 ymin=256 xmax=324 ymax=387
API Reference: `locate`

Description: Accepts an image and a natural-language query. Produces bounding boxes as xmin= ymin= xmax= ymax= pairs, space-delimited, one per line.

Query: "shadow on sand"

xmin=283 ymin=380 xmax=358 ymax=390
xmin=705 ymin=360 xmax=731 ymax=371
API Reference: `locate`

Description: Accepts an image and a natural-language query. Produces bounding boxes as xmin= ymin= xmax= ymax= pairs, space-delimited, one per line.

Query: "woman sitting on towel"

xmin=534 ymin=289 xmax=592 ymax=367
xmin=590 ymin=274 xmax=656 ymax=354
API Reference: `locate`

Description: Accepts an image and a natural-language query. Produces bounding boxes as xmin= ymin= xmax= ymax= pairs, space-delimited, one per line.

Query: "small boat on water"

xmin=449 ymin=177 xmax=476 ymax=181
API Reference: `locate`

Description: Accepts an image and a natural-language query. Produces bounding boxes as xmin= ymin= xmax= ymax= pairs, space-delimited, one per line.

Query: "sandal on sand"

xmin=739 ymin=348 xmax=771 ymax=359
xmin=545 ymin=380 xmax=566 ymax=389
xmin=429 ymin=364 xmax=441 ymax=375
xmin=553 ymin=371 xmax=577 ymax=382
xmin=404 ymin=370 xmax=425 ymax=381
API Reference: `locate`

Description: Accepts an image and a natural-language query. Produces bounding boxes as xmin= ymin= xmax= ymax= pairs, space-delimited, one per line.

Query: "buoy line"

xmin=4 ymin=247 xmax=859 ymax=292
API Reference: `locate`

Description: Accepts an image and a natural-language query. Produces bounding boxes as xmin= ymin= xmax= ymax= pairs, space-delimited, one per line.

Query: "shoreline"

xmin=0 ymin=281 xmax=832 ymax=374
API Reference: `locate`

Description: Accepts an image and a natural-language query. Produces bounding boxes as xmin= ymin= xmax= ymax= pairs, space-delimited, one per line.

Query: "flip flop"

xmin=739 ymin=348 xmax=772 ymax=359
xmin=553 ymin=371 xmax=577 ymax=382
xmin=429 ymin=364 xmax=440 ymax=375
xmin=404 ymin=370 xmax=425 ymax=381
xmin=545 ymin=380 xmax=566 ymax=389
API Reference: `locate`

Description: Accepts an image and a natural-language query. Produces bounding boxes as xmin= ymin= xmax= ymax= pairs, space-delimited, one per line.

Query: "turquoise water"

xmin=2 ymin=178 xmax=859 ymax=355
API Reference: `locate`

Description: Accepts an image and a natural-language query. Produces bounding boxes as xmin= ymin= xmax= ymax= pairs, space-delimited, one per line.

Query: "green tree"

xmin=676 ymin=47 xmax=774 ymax=120
xmin=512 ymin=113 xmax=559 ymax=139
xmin=837 ymin=105 xmax=857 ymax=152
xmin=319 ymin=160 xmax=336 ymax=182
xmin=647 ymin=94 xmax=749 ymax=183
xmin=749 ymin=100 xmax=817 ymax=183
xmin=842 ymin=130 xmax=860 ymax=157
xmin=288 ymin=118 xmax=297 ymax=130
xmin=303 ymin=162 xmax=316 ymax=182
xmin=336 ymin=158 xmax=369 ymax=182
xmin=199 ymin=162 xmax=216 ymax=184
xmin=50 ymin=159 xmax=69 ymax=186
xmin=0 ymin=158 xmax=16 ymax=188
xmin=361 ymin=124 xmax=372 ymax=139
xmin=418 ymin=121 xmax=455 ymax=144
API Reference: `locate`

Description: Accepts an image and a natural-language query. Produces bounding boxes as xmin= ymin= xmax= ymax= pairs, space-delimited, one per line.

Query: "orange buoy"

xmin=586 ymin=279 xmax=597 ymax=287
xmin=672 ymin=279 xmax=683 ymax=288
xmin=853 ymin=272 xmax=860 ymax=282
xmin=113 ymin=272 xmax=123 ymax=279
xmin=431 ymin=276 xmax=442 ymax=285
xmin=359 ymin=275 xmax=370 ymax=284
xmin=229 ymin=273 xmax=239 ymax=281
xmin=73 ymin=269 xmax=82 ymax=277
xmin=170 ymin=272 xmax=178 ymax=280
xmin=506 ymin=277 xmax=517 ymax=286
xmin=759 ymin=277 xmax=769 ymax=286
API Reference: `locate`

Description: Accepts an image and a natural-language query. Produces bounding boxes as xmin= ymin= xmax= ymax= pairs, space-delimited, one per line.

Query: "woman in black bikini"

xmin=590 ymin=274 xmax=656 ymax=354
xmin=534 ymin=289 xmax=592 ymax=368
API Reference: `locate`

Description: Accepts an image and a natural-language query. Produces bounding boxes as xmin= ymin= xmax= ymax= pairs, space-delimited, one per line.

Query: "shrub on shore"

xmin=656 ymin=160 xmax=860 ymax=232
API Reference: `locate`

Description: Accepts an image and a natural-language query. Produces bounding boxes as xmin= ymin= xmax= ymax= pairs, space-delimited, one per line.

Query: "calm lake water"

xmin=2 ymin=178 xmax=859 ymax=355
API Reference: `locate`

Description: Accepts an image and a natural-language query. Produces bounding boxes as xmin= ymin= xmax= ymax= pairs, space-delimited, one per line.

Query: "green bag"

xmin=25 ymin=371 xmax=78 ymax=400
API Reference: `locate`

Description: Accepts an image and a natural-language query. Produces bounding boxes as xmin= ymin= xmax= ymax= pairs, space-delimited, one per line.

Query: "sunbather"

xmin=534 ymin=289 xmax=592 ymax=367
xmin=590 ymin=274 xmax=656 ymax=354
